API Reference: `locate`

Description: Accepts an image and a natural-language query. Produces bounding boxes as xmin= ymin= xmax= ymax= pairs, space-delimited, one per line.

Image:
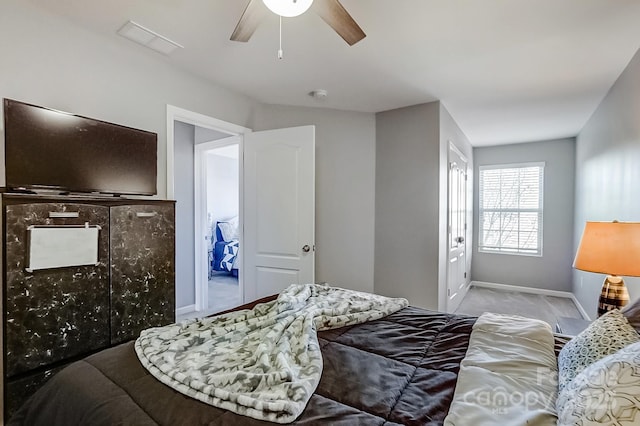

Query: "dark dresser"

xmin=1 ymin=193 xmax=175 ymax=421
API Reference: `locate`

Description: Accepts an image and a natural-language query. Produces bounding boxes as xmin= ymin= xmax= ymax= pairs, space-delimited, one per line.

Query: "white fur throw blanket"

xmin=135 ymin=284 xmax=408 ymax=423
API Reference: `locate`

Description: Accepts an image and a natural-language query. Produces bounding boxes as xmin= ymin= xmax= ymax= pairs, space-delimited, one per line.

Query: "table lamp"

xmin=573 ymin=221 xmax=640 ymax=316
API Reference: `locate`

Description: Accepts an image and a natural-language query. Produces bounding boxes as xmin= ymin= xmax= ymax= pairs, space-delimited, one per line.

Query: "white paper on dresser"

xmin=26 ymin=225 xmax=100 ymax=272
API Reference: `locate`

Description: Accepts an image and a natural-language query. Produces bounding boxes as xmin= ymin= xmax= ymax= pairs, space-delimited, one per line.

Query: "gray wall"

xmin=374 ymin=102 xmax=441 ymax=309
xmin=174 ymin=122 xmax=196 ymax=307
xmin=472 ymin=138 xmax=576 ymax=291
xmin=207 ymin=154 xmax=239 ymax=226
xmin=439 ymin=104 xmax=474 ymax=310
xmin=251 ymin=104 xmax=377 ymax=293
xmin=195 ymin=127 xmax=231 ymax=145
xmin=574 ymin=49 xmax=640 ymax=318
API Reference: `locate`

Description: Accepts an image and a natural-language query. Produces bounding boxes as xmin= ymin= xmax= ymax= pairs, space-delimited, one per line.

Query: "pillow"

xmin=557 ymin=341 xmax=640 ymax=426
xmin=558 ymin=309 xmax=640 ymax=391
xmin=215 ymin=221 xmax=227 ymax=241
xmin=217 ymin=221 xmax=238 ymax=242
xmin=227 ymin=216 xmax=239 ymax=232
xmin=622 ymin=297 xmax=640 ymax=335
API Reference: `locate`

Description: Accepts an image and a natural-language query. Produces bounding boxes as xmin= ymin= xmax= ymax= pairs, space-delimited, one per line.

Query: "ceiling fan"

xmin=230 ymin=0 xmax=366 ymax=46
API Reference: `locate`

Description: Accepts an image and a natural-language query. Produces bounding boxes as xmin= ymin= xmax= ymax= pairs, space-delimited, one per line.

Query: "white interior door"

xmin=447 ymin=143 xmax=468 ymax=312
xmin=243 ymin=126 xmax=315 ymax=301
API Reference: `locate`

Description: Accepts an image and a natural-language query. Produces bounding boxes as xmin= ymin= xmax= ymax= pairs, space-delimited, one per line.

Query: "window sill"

xmin=478 ymin=249 xmax=542 ymax=258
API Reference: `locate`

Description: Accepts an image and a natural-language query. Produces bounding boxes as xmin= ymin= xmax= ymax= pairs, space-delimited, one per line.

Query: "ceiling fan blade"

xmin=230 ymin=0 xmax=267 ymax=42
xmin=312 ymin=0 xmax=366 ymax=46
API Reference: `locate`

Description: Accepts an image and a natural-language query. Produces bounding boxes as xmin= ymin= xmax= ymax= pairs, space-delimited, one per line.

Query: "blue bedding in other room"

xmin=212 ymin=220 xmax=239 ymax=273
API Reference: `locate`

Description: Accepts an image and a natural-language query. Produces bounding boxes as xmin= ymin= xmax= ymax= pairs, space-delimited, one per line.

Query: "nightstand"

xmin=555 ymin=316 xmax=591 ymax=336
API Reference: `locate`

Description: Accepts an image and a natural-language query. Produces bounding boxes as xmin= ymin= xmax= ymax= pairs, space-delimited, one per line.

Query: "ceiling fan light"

xmin=262 ymin=0 xmax=314 ymax=17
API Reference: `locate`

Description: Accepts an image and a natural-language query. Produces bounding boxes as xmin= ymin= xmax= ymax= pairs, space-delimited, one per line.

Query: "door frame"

xmin=166 ymin=105 xmax=251 ymax=199
xmin=166 ymin=105 xmax=251 ymax=316
xmin=194 ymin=136 xmax=241 ymax=312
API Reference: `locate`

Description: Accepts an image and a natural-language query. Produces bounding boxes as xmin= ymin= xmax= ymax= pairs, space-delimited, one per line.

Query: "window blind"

xmin=478 ymin=162 xmax=544 ymax=256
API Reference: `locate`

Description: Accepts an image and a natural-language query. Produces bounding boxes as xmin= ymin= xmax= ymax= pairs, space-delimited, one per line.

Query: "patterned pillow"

xmin=558 ymin=309 xmax=640 ymax=391
xmin=557 ymin=341 xmax=640 ymax=426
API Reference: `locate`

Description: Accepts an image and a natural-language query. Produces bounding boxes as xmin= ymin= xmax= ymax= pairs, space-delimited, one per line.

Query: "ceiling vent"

xmin=117 ymin=20 xmax=183 ymax=56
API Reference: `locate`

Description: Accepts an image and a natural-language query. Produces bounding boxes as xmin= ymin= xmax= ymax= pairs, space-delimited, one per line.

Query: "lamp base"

xmin=598 ymin=275 xmax=629 ymax=317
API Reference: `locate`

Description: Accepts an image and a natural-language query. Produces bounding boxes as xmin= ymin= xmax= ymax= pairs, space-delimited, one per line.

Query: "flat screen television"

xmin=3 ymin=98 xmax=157 ymax=196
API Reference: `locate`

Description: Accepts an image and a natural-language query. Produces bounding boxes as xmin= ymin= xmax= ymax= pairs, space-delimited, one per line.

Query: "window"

xmin=478 ymin=162 xmax=544 ymax=256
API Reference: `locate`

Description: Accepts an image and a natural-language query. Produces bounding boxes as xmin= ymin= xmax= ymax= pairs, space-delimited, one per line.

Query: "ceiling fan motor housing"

xmin=262 ymin=0 xmax=314 ymax=17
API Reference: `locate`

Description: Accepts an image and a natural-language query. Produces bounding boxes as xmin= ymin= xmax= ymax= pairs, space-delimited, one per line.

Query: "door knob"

xmin=456 ymin=236 xmax=465 ymax=243
xmin=302 ymin=245 xmax=311 ymax=253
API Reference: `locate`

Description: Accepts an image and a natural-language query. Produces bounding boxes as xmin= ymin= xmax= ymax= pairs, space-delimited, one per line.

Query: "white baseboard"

xmin=176 ymin=304 xmax=196 ymax=316
xmin=470 ymin=281 xmax=590 ymax=320
xmin=471 ymin=281 xmax=573 ymax=298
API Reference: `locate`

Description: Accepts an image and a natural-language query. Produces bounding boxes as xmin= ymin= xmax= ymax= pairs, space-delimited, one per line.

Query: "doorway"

xmin=167 ymin=105 xmax=250 ymax=320
xmin=167 ymin=105 xmax=316 ymax=320
xmin=202 ymin=140 xmax=241 ymax=313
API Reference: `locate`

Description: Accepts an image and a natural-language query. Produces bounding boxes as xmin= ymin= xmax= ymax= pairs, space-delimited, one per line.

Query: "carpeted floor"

xmin=454 ymin=286 xmax=584 ymax=328
xmin=208 ymin=272 xmax=240 ymax=312
xmin=176 ymin=273 xmax=241 ymax=321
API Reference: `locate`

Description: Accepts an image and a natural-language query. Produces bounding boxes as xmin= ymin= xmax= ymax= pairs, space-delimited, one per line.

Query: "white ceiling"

xmin=29 ymin=0 xmax=640 ymax=146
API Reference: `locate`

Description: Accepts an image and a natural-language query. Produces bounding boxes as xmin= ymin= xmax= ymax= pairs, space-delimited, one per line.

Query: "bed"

xmin=210 ymin=218 xmax=240 ymax=275
xmin=9 ymin=286 xmax=640 ymax=426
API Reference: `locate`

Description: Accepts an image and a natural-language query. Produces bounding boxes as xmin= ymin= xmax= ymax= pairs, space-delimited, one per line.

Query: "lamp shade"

xmin=262 ymin=0 xmax=314 ymax=17
xmin=573 ymin=221 xmax=640 ymax=277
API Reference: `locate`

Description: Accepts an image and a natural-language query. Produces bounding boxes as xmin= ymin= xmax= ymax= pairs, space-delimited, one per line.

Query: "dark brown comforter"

xmin=10 ymin=307 xmax=476 ymax=425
